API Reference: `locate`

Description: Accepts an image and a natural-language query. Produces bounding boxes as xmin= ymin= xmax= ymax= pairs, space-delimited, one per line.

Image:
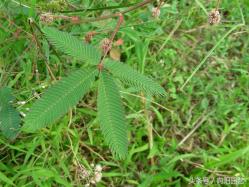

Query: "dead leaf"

xmin=110 ymin=48 xmax=121 ymax=61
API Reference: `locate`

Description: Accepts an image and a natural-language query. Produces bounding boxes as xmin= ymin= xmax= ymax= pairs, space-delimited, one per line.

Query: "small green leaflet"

xmin=43 ymin=26 xmax=101 ymax=65
xmin=97 ymin=71 xmax=128 ymax=159
xmin=0 ymin=87 xmax=20 ymax=140
xmin=105 ymin=59 xmax=166 ymax=96
xmin=23 ymin=68 xmax=97 ymax=132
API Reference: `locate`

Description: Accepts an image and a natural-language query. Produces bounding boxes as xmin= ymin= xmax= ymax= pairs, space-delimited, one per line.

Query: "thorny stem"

xmin=60 ymin=3 xmax=139 ymax=13
xmin=98 ymin=13 xmax=124 ymax=67
xmin=82 ymin=0 xmax=153 ymax=24
xmin=37 ymin=0 xmax=154 ymax=72
xmin=121 ymin=0 xmax=153 ymax=15
xmin=60 ymin=0 xmax=154 ymax=28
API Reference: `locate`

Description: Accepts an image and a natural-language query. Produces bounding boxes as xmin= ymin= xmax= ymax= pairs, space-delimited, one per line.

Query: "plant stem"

xmin=145 ymin=108 xmax=154 ymax=165
xmin=120 ymin=91 xmax=174 ymax=113
xmin=29 ymin=22 xmax=57 ymax=81
xmin=30 ymin=20 xmax=64 ymax=66
xmin=98 ymin=13 xmax=124 ymax=66
xmin=59 ymin=3 xmax=139 ymax=13
xmin=177 ymin=112 xmax=210 ymax=147
xmin=61 ymin=0 xmax=154 ymax=28
xmin=85 ymin=0 xmax=153 ymax=23
xmin=121 ymin=0 xmax=153 ymax=15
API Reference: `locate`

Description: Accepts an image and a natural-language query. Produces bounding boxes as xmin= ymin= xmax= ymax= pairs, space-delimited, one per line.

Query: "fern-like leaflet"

xmin=23 ymin=68 xmax=97 ymax=132
xmin=97 ymin=71 xmax=128 ymax=159
xmin=105 ymin=59 xmax=166 ymax=96
xmin=0 ymin=87 xmax=20 ymax=139
xmin=43 ymin=27 xmax=101 ymax=65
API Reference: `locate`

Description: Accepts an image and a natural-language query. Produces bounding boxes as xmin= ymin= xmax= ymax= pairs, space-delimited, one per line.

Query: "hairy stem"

xmin=98 ymin=13 xmax=124 ymax=67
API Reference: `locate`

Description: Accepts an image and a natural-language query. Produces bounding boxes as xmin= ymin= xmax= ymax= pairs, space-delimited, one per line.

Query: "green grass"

xmin=0 ymin=0 xmax=249 ymax=186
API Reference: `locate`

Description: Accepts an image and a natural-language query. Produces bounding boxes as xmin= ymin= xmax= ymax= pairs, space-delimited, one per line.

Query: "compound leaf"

xmin=0 ymin=87 xmax=20 ymax=140
xmin=105 ymin=60 xmax=166 ymax=96
xmin=97 ymin=71 xmax=128 ymax=159
xmin=43 ymin=26 xmax=101 ymax=65
xmin=23 ymin=68 xmax=97 ymax=132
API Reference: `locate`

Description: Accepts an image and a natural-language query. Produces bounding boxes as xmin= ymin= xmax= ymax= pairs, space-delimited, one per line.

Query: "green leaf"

xmin=97 ymin=71 xmax=128 ymax=159
xmin=43 ymin=26 xmax=101 ymax=65
xmin=205 ymin=146 xmax=249 ymax=168
xmin=0 ymin=87 xmax=20 ymax=140
xmin=105 ymin=60 xmax=166 ymax=96
xmin=23 ymin=68 xmax=97 ymax=132
xmin=0 ymin=171 xmax=14 ymax=186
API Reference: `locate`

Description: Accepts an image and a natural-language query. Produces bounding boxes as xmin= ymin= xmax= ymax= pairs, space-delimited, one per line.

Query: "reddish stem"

xmin=98 ymin=13 xmax=124 ymax=68
xmin=59 ymin=0 xmax=153 ymax=29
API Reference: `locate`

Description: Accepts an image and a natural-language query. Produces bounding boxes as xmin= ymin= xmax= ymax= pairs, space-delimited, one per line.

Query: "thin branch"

xmin=59 ymin=2 xmax=138 ymax=14
xmin=159 ymin=19 xmax=182 ymax=52
xmin=60 ymin=0 xmax=154 ymax=28
xmin=83 ymin=0 xmax=153 ymax=23
xmin=120 ymin=91 xmax=174 ymax=113
xmin=9 ymin=0 xmax=31 ymax=9
xmin=98 ymin=13 xmax=124 ymax=66
xmin=29 ymin=22 xmax=57 ymax=81
xmin=184 ymin=160 xmax=233 ymax=176
xmin=30 ymin=19 xmax=65 ymax=66
xmin=80 ymin=142 xmax=106 ymax=161
xmin=121 ymin=0 xmax=153 ymax=14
